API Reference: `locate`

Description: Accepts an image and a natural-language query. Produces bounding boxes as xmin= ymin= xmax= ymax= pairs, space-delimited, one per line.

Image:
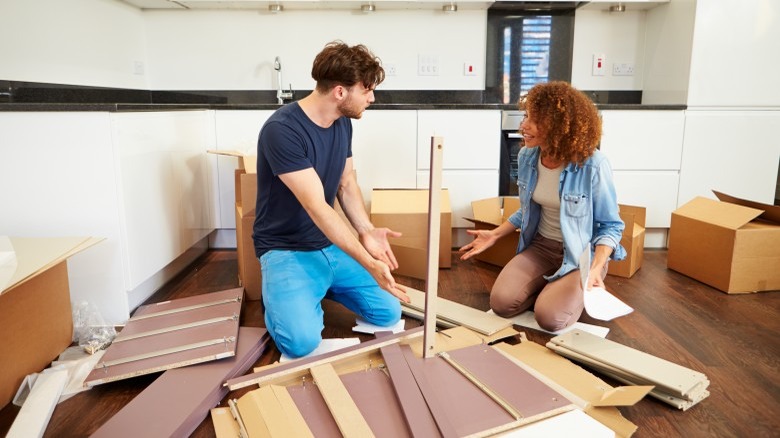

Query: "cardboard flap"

xmin=501 ymin=197 xmax=520 ymax=222
xmin=207 ymin=149 xmax=257 ymax=174
xmin=592 ymin=386 xmax=654 ymax=407
xmin=713 ymin=190 xmax=780 ymax=224
xmin=1 ymin=236 xmax=104 ymax=295
xmin=675 ymin=197 xmax=762 ymax=230
xmin=470 ymin=197 xmax=503 ymax=225
xmin=371 ymin=189 xmax=451 ymax=214
xmin=618 ymin=204 xmax=646 ymax=228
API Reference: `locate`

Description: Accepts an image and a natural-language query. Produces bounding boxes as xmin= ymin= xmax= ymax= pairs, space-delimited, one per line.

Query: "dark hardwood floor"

xmin=2 ymin=249 xmax=778 ymax=437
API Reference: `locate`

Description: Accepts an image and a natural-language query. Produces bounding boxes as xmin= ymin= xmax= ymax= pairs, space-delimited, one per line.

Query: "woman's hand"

xmin=459 ymin=229 xmax=500 ymax=260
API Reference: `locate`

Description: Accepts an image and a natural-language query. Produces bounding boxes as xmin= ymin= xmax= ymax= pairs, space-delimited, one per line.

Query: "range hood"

xmin=489 ymin=1 xmax=587 ymax=11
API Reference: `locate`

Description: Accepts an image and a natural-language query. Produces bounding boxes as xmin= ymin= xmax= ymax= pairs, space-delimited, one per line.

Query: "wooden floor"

xmin=2 ymin=248 xmax=779 ymax=437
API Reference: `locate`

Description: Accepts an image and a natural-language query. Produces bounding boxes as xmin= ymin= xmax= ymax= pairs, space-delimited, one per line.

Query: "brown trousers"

xmin=490 ymin=234 xmax=606 ymax=332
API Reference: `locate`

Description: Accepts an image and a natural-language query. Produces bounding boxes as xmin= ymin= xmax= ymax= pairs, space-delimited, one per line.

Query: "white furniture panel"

xmin=417 ymin=170 xmax=499 ymax=229
xmin=352 ymin=110 xmax=418 ymax=206
xmin=111 ymin=111 xmax=214 ymax=292
xmin=613 ymin=171 xmax=680 ymax=228
xmin=417 ymin=110 xmax=501 ymax=170
xmin=213 ymin=110 xmax=273 ymax=229
xmin=678 ymin=110 xmax=780 ymax=206
xmin=599 ymin=110 xmax=684 ymax=170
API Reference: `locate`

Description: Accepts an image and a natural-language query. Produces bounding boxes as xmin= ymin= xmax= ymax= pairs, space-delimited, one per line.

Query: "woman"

xmin=460 ymin=81 xmax=625 ymax=331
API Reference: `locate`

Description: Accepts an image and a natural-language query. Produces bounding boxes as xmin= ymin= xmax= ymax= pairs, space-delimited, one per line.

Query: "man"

xmin=253 ymin=41 xmax=409 ymax=358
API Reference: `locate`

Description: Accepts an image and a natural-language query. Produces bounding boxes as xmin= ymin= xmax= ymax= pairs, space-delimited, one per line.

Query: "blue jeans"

xmin=259 ymin=244 xmax=401 ymax=358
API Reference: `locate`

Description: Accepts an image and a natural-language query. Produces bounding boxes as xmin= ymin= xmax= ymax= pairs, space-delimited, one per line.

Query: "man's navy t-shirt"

xmin=252 ymin=102 xmax=353 ymax=258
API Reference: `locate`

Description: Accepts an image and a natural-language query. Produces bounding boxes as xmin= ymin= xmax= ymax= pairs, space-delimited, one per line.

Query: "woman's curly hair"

xmin=519 ymin=81 xmax=601 ymax=166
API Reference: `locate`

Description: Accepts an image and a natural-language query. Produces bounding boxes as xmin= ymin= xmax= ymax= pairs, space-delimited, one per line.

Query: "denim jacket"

xmin=507 ymin=146 xmax=626 ymax=281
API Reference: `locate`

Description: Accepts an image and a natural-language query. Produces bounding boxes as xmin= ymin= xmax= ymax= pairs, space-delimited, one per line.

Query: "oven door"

xmin=499 ymin=111 xmax=524 ymax=196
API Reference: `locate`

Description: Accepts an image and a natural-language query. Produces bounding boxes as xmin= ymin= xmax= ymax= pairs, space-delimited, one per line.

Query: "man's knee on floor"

xmin=535 ymin=311 xmax=575 ymax=332
xmin=365 ymin=300 xmax=402 ymax=327
xmin=276 ymin=331 xmax=321 ymax=359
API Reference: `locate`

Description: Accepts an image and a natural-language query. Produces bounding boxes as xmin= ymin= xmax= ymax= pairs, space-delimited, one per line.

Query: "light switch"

xmin=592 ymin=54 xmax=606 ymax=76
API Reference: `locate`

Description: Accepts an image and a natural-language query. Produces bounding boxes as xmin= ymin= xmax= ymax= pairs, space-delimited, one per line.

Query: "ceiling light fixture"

xmin=609 ymin=3 xmax=626 ymax=12
xmin=268 ymin=3 xmax=283 ymax=13
xmin=360 ymin=3 xmax=375 ymax=12
xmin=442 ymin=2 xmax=457 ymax=12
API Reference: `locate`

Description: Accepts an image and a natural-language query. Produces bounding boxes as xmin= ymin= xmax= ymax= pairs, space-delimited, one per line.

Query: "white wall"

xmin=571 ymin=9 xmax=646 ymax=91
xmin=142 ymin=9 xmax=487 ymax=91
xmin=0 ymin=0 xmax=148 ymax=89
xmin=3 ymin=0 xmax=651 ymax=93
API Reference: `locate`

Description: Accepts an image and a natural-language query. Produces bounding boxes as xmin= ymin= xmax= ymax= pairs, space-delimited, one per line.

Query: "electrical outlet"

xmin=133 ymin=61 xmax=145 ymax=76
xmin=613 ymin=62 xmax=635 ymax=76
xmin=418 ymin=55 xmax=439 ymax=76
xmin=385 ymin=63 xmax=397 ymax=76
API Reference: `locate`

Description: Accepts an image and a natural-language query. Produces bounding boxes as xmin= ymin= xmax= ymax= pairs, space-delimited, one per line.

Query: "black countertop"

xmin=0 ymin=102 xmax=686 ymax=112
xmin=0 ymin=81 xmax=686 ymax=112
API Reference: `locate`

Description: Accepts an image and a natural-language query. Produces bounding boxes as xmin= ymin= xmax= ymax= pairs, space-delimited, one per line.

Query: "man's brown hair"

xmin=311 ymin=41 xmax=385 ymax=93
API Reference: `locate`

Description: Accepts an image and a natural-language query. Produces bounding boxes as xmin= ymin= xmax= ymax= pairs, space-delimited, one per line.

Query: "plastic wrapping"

xmin=72 ymin=301 xmax=116 ymax=354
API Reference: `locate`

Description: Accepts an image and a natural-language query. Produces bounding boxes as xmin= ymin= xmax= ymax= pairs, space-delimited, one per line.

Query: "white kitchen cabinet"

xmin=599 ymin=110 xmax=684 ymax=229
xmin=352 ymin=110 xmax=418 ymax=206
xmin=416 ymin=110 xmax=501 ymax=230
xmin=599 ymin=110 xmax=684 ymax=170
xmin=416 ymin=169 xmax=499 ymax=229
xmin=417 ymin=110 xmax=501 ymax=171
xmin=213 ymin=110 xmax=273 ymax=233
xmin=678 ymin=110 xmax=780 ymax=206
xmin=612 ymin=171 xmax=679 ymax=228
xmin=0 ymin=111 xmax=214 ymax=324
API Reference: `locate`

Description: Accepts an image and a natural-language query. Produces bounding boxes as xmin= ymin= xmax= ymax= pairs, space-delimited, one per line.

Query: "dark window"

xmin=486 ymin=7 xmax=575 ymax=104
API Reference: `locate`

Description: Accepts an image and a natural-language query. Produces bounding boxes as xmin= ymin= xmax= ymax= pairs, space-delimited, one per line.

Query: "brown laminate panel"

xmin=91 ymin=326 xmax=269 ymax=438
xmin=340 ymin=367 xmax=412 ymax=438
xmin=286 ymin=383 xmax=342 ymax=438
xmin=379 ymin=344 xmax=441 ymax=437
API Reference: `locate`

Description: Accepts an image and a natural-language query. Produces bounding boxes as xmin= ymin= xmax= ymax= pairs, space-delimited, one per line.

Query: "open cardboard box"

xmin=667 ymin=190 xmax=780 ymax=294
xmin=608 ymin=204 xmax=646 ymax=278
xmin=208 ymin=150 xmax=261 ymax=301
xmin=370 ymin=189 xmax=451 ymax=281
xmin=0 ymin=236 xmax=103 ymax=409
xmin=464 ymin=197 xmax=521 ymax=267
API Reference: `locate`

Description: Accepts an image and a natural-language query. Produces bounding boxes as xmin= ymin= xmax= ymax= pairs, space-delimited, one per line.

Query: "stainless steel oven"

xmin=499 ymin=110 xmax=524 ymax=196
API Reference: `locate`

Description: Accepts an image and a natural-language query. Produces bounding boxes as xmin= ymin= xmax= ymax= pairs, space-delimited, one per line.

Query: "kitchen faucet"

xmin=274 ymin=56 xmax=293 ymax=104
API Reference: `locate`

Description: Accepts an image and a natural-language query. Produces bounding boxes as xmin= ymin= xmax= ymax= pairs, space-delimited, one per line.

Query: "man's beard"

xmin=338 ymin=95 xmax=364 ymax=119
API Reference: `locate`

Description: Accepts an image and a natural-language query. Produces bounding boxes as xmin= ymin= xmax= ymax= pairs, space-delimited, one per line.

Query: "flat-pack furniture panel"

xmin=85 ymin=288 xmax=243 ymax=386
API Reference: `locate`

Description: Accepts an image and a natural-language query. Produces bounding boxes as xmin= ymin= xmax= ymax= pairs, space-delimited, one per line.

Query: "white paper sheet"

xmin=496 ymin=409 xmax=613 ymax=437
xmin=583 ymin=287 xmax=634 ymax=321
xmin=279 ymin=338 xmax=361 ymax=363
xmin=352 ymin=318 xmax=406 ymax=334
xmin=491 ymin=310 xmax=609 ymax=338
xmin=578 ymin=244 xmax=634 ymax=321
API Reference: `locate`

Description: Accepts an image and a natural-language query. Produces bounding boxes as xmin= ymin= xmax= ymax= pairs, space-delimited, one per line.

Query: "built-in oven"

xmin=499 ymin=110 xmax=524 ymax=196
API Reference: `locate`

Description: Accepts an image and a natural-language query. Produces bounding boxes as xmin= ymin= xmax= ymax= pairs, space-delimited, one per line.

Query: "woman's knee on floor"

xmin=534 ymin=307 xmax=579 ymax=332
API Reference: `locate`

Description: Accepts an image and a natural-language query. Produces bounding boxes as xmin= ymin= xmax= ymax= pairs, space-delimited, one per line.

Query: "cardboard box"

xmin=667 ymin=191 xmax=780 ymax=294
xmin=608 ymin=204 xmax=646 ymax=278
xmin=0 ymin=236 xmax=102 ymax=409
xmin=464 ymin=197 xmax=521 ymax=267
xmin=208 ymin=150 xmax=261 ymax=301
xmin=370 ymin=189 xmax=452 ymax=280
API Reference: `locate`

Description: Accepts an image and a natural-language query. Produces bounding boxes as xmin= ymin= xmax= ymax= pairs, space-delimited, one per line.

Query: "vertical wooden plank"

xmin=210 ymin=407 xmax=240 ymax=438
xmin=309 ymin=364 xmax=375 ymax=438
xmin=423 ymin=136 xmax=444 ymax=359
